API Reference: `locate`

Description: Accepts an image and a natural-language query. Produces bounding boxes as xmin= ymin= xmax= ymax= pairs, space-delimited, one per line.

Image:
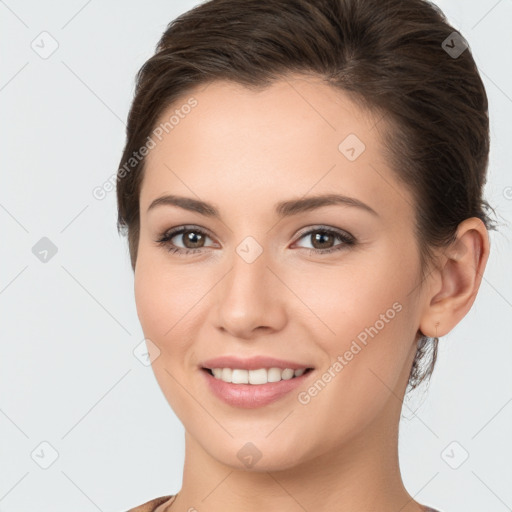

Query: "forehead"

xmin=148 ymin=75 xmax=380 ymax=159
xmin=140 ymin=75 xmax=412 ymax=222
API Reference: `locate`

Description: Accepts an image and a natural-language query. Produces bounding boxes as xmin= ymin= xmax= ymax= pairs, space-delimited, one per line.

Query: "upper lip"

xmin=200 ymin=355 xmax=314 ymax=371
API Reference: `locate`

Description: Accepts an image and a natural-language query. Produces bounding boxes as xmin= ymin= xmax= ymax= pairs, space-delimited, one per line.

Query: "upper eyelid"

xmin=163 ymin=224 xmax=216 ymax=241
xmin=294 ymin=224 xmax=353 ymax=239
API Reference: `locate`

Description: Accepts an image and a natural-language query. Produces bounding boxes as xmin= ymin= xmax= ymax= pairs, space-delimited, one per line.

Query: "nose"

xmin=213 ymin=244 xmax=287 ymax=339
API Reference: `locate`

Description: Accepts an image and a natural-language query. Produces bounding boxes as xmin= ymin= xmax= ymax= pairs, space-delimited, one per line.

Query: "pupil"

xmin=185 ymin=231 xmax=203 ymax=248
xmin=313 ymin=232 xmax=332 ymax=249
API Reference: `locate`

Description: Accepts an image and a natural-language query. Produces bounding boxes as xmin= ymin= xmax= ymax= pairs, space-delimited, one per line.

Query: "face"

xmin=134 ymin=75 xmax=428 ymax=471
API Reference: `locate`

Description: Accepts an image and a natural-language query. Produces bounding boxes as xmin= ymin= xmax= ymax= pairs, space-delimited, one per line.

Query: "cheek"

xmin=135 ymin=229 xmax=182 ymax=316
xmin=134 ymin=256 xmax=200 ymax=414
xmin=134 ymin=249 xmax=199 ymax=337
xmin=296 ymin=248 xmax=418 ymax=388
xmin=134 ymin=252 xmax=213 ymax=377
xmin=293 ymin=251 xmax=412 ymax=336
xmin=134 ymin=261 xmax=169 ymax=339
xmin=293 ymin=271 xmax=416 ymax=447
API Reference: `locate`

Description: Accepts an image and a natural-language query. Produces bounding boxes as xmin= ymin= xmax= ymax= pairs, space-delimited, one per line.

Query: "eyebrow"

xmin=147 ymin=193 xmax=379 ymax=218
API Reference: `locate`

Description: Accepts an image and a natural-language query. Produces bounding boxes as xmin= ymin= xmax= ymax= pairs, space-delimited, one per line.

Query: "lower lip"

xmin=200 ymin=368 xmax=314 ymax=409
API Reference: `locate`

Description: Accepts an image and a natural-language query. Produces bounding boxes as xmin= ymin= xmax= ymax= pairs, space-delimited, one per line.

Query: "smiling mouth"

xmin=201 ymin=367 xmax=314 ymax=384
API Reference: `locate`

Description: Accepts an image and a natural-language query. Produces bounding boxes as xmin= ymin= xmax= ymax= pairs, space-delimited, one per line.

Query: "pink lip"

xmin=200 ymin=367 xmax=314 ymax=408
xmin=200 ymin=355 xmax=314 ymax=371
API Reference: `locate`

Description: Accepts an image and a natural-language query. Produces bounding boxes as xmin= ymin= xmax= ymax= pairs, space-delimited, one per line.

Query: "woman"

xmin=116 ymin=0 xmax=495 ymax=510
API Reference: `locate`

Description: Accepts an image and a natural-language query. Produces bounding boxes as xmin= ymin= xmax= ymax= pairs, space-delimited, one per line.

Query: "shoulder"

xmin=125 ymin=495 xmax=175 ymax=512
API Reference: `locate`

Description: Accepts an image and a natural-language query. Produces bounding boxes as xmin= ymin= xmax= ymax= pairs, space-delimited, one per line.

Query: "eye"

xmin=155 ymin=225 xmax=217 ymax=255
xmin=293 ymin=226 xmax=356 ymax=255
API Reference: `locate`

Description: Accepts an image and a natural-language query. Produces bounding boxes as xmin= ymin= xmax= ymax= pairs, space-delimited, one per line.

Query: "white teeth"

xmin=281 ymin=368 xmax=295 ymax=380
xmin=267 ymin=367 xmax=282 ymax=383
xmin=231 ymin=369 xmax=249 ymax=384
xmin=249 ymin=368 xmax=267 ymax=385
xmin=220 ymin=368 xmax=232 ymax=381
xmin=209 ymin=367 xmax=309 ymax=385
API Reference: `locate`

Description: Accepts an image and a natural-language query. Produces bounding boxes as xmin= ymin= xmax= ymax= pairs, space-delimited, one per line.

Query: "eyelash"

xmin=154 ymin=224 xmax=356 ymax=257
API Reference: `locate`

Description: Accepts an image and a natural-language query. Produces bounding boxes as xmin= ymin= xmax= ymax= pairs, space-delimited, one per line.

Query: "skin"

xmin=133 ymin=74 xmax=489 ymax=512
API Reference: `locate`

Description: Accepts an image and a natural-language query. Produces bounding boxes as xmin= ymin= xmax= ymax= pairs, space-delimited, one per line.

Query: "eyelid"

xmin=292 ymin=224 xmax=355 ymax=245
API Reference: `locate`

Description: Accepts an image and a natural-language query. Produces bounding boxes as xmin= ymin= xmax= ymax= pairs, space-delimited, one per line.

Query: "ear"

xmin=418 ymin=217 xmax=490 ymax=338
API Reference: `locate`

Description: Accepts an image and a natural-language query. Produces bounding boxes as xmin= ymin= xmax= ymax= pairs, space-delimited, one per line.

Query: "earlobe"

xmin=418 ymin=217 xmax=490 ymax=339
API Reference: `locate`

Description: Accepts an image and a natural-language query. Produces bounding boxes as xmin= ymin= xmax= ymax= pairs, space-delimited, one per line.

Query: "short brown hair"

xmin=116 ymin=0 xmax=496 ymax=391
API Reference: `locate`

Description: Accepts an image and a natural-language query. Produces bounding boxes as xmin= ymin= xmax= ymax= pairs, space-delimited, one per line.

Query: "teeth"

xmin=210 ymin=367 xmax=308 ymax=385
xmin=232 ymin=369 xmax=249 ymax=384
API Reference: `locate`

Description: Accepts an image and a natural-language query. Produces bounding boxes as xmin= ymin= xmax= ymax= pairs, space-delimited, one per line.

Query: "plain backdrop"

xmin=1 ymin=1 xmax=511 ymax=511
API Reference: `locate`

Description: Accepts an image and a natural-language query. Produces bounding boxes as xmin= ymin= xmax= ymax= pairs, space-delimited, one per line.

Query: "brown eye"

xmin=180 ymin=229 xmax=206 ymax=249
xmin=310 ymin=231 xmax=336 ymax=249
xmin=294 ymin=226 xmax=356 ymax=255
xmin=155 ymin=225 xmax=215 ymax=255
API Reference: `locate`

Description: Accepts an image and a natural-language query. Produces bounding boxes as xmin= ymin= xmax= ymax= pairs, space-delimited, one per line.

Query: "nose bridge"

xmin=215 ymin=236 xmax=285 ymax=337
xmin=225 ymin=238 xmax=271 ymax=308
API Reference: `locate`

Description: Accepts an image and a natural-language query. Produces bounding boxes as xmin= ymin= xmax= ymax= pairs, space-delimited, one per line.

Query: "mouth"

xmin=201 ymin=366 xmax=315 ymax=384
xmin=200 ymin=365 xmax=315 ymax=409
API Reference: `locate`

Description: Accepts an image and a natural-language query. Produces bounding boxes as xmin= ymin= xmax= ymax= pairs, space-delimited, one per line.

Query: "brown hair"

xmin=116 ymin=0 xmax=496 ymax=391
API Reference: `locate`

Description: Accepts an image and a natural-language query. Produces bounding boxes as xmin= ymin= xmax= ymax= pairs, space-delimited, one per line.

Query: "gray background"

xmin=1 ymin=1 xmax=511 ymax=511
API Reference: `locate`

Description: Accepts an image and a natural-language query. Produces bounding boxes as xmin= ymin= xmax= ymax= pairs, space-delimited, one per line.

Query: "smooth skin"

xmin=133 ymin=74 xmax=489 ymax=512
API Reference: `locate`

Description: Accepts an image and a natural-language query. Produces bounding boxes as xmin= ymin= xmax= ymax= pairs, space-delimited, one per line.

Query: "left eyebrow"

xmin=275 ymin=193 xmax=379 ymax=218
xmin=146 ymin=193 xmax=379 ymax=218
